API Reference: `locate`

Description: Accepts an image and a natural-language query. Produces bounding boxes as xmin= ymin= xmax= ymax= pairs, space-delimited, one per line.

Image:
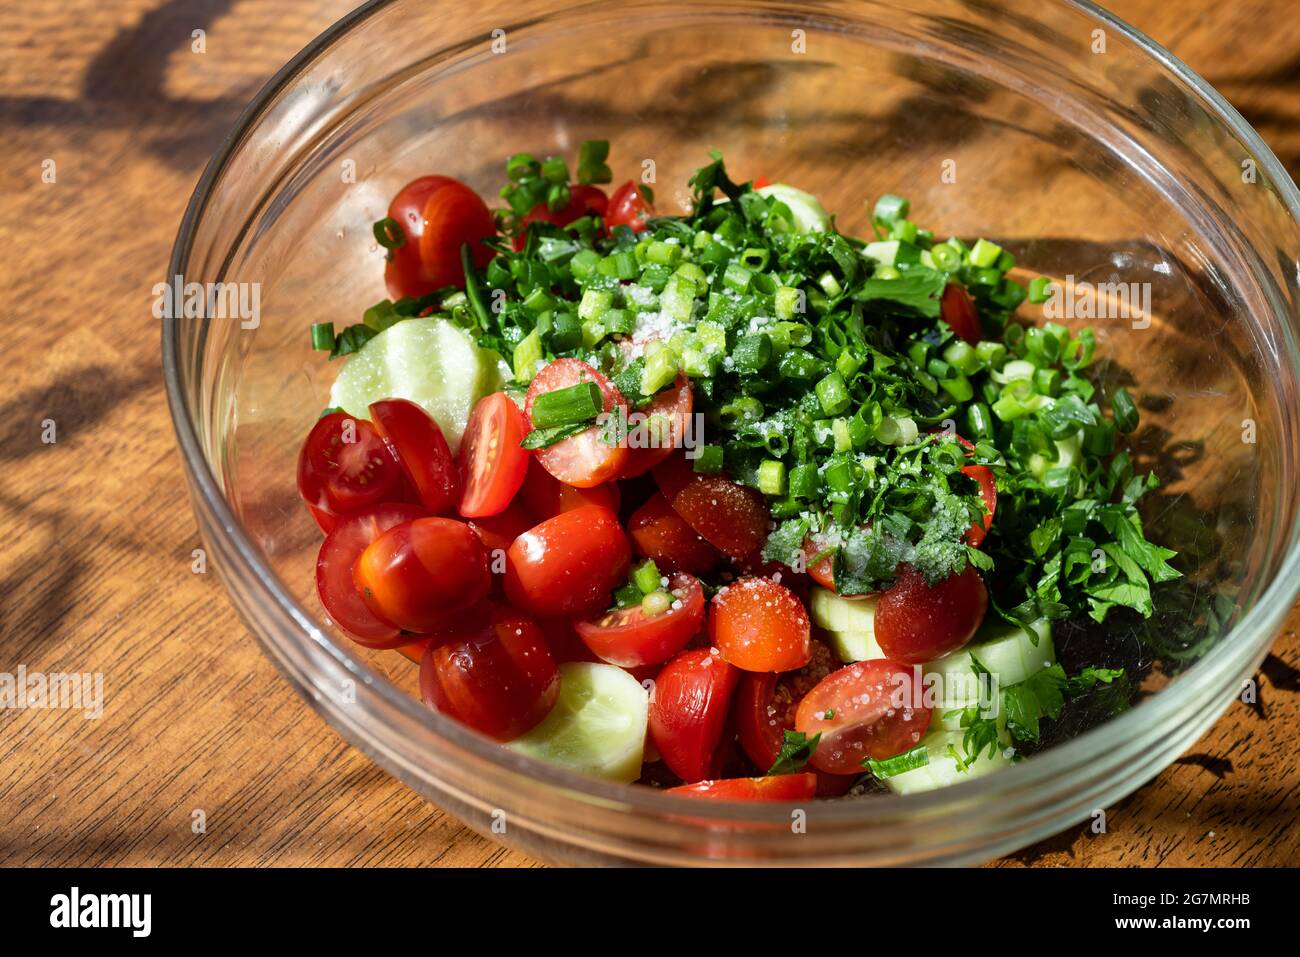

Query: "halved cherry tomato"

xmin=576 ymin=572 xmax=705 ymax=668
xmin=525 ymin=359 xmax=628 ymax=487
xmin=627 ymin=493 xmax=722 ymax=576
xmin=606 ymin=180 xmax=653 ymax=233
xmin=383 ymin=176 xmax=496 ymax=299
xmin=670 ymin=475 xmax=771 ymax=560
xmin=734 ymin=639 xmax=836 ymax=771
xmin=419 ymin=604 xmax=559 ymax=741
xmin=503 ymin=505 xmax=632 ymax=617
xmin=710 ymin=577 xmax=812 ymax=672
xmin=651 ymin=452 xmax=695 ymax=501
xmin=513 ymin=185 xmax=608 ymax=249
xmin=298 ymin=411 xmax=408 ymax=518
xmin=795 ymin=659 xmax=932 ymax=774
xmin=519 ymin=458 xmax=620 ymax=519
xmin=962 ymin=463 xmax=997 ymax=547
xmin=354 ymin=517 xmax=492 ymax=633
xmin=316 ymin=503 xmax=427 ymax=646
xmin=467 ymin=499 xmax=535 ymax=555
xmin=799 ymin=531 xmax=876 ymax=598
xmin=874 ymin=562 xmax=988 ymax=664
xmin=538 ymin=616 xmax=602 ymax=664
xmin=649 ymin=648 xmax=740 ymax=782
xmin=667 ymin=773 xmax=816 ymax=801
xmin=620 ymin=375 xmax=694 ymax=477
xmin=458 ymin=392 xmax=531 ymax=518
xmin=940 ymin=283 xmax=981 ymax=346
xmin=369 ymin=399 xmax=459 ymax=514
xmin=308 ymin=504 xmax=338 ymax=535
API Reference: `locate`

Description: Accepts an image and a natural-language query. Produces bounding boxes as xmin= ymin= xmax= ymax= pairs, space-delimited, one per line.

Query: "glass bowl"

xmin=163 ymin=0 xmax=1300 ymax=865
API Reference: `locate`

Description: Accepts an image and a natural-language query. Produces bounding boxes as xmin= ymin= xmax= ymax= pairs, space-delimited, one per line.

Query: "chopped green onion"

xmin=633 ymin=559 xmax=662 ymax=595
xmin=692 ymin=445 xmax=724 ymax=473
xmin=789 ymin=463 xmax=821 ymax=499
xmin=732 ymin=334 xmax=773 ymax=373
xmin=1111 ymin=387 xmax=1139 ymax=432
xmin=512 ymin=328 xmax=544 ymax=382
xmin=968 ymin=238 xmax=1003 ymax=268
xmin=832 ymin=418 xmax=853 ymax=452
xmin=939 ymin=373 xmax=974 ymax=402
xmin=530 ymin=381 xmax=603 ymax=428
xmin=372 ymin=217 xmax=406 ymax=250
xmin=641 ymin=591 xmax=673 ymax=616
xmin=757 ymin=460 xmax=787 ymax=496
xmin=720 ymin=396 xmax=764 ymax=427
xmin=311 ymin=322 xmax=335 ymax=351
xmin=645 ymin=240 xmax=682 ymax=266
xmin=873 ymin=194 xmax=909 ymax=223
xmin=815 ymin=372 xmax=851 ymax=416
xmin=774 ymin=286 xmax=803 ymax=320
xmin=641 ymin=346 xmax=680 ymax=394
xmin=578 ymin=288 xmax=613 ymax=322
xmin=1028 ymin=276 xmax=1054 ymax=304
xmin=930 ymin=243 xmax=962 ymax=272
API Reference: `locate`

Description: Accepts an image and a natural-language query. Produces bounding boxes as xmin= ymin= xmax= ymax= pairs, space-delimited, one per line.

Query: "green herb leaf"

xmin=767 ymin=730 xmax=821 ymax=776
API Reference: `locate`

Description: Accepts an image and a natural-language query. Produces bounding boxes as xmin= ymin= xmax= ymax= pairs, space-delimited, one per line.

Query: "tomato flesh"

xmin=606 ymin=180 xmax=653 ymax=233
xmin=619 ymin=375 xmax=694 ymax=478
xmin=503 ymin=505 xmax=632 ymax=618
xmin=627 ymin=493 xmax=722 ymax=576
xmin=420 ymin=605 xmax=559 ymax=741
xmin=710 ymin=577 xmax=811 ymax=673
xmin=576 ymin=572 xmax=705 ymax=668
xmin=667 ymin=773 xmax=817 ymax=801
xmin=525 ymin=359 xmax=629 ymax=488
xmin=940 ymin=283 xmax=981 ymax=345
xmin=733 ymin=639 xmax=836 ymax=771
xmin=315 ymin=503 xmax=427 ymax=646
xmin=298 ymin=411 xmax=407 ymax=519
xmin=649 ymin=648 xmax=740 ymax=783
xmin=458 ymin=392 xmax=531 ymax=518
xmin=795 ymin=659 xmax=932 ymax=774
xmin=874 ymin=562 xmax=988 ymax=664
xmin=369 ymin=398 xmax=459 ymax=514
xmin=669 ymin=475 xmax=770 ymax=560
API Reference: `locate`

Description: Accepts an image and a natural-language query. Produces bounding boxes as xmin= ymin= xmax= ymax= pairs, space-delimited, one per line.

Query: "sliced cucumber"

xmin=810 ymin=587 xmax=877 ymax=633
xmin=756 ymin=184 xmax=830 ymax=233
xmin=327 ymin=316 xmax=506 ymax=455
xmin=924 ymin=618 xmax=1055 ymax=729
xmin=824 ymin=628 xmax=885 ymax=663
xmin=507 ymin=662 xmax=648 ymax=783
xmin=883 ymin=730 xmax=1013 ymax=795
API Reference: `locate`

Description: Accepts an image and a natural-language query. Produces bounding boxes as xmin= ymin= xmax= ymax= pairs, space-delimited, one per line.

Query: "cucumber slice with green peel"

xmin=823 ymin=628 xmax=885 ymax=663
xmin=883 ymin=730 xmax=1013 ymax=795
xmin=756 ymin=184 xmax=830 ymax=233
xmin=327 ymin=317 xmax=506 ymax=455
xmin=810 ymin=587 xmax=878 ymax=634
xmin=923 ymin=618 xmax=1055 ymax=728
xmin=507 ymin=662 xmax=648 ymax=783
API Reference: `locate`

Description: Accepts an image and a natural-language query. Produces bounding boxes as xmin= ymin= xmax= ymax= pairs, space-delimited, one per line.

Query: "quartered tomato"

xmin=940 ymin=283 xmax=982 ymax=346
xmin=503 ymin=505 xmax=632 ymax=618
xmin=649 ymin=648 xmax=740 ymax=783
xmin=458 ymin=392 xmax=531 ymax=518
xmin=353 ymin=517 xmax=492 ymax=633
xmin=669 ymin=474 xmax=770 ymax=560
xmin=667 ymin=773 xmax=816 ymax=801
xmin=620 ymin=375 xmax=694 ymax=478
xmin=606 ymin=180 xmax=653 ymax=233
xmin=315 ymin=503 xmax=427 ymax=646
xmin=383 ymin=175 xmax=496 ymax=299
xmin=369 ymin=399 xmax=459 ymax=514
xmin=419 ymin=604 xmax=559 ymax=741
xmin=874 ymin=562 xmax=987 ymax=664
xmin=627 ymin=493 xmax=722 ymax=576
xmin=298 ymin=411 xmax=408 ymax=519
xmin=575 ymin=572 xmax=705 ymax=668
xmin=525 ymin=359 xmax=629 ymax=488
xmin=513 ymin=185 xmax=608 ymax=249
xmin=519 ymin=459 xmax=620 ymax=519
xmin=710 ymin=577 xmax=812 ymax=673
xmin=795 ymin=659 xmax=932 ymax=774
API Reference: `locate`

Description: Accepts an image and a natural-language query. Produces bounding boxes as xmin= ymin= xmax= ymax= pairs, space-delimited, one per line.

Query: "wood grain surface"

xmin=1 ymin=0 xmax=1297 ymax=868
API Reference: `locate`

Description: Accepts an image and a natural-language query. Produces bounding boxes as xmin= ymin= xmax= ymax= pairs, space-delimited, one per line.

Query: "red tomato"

xmin=383 ymin=176 xmax=496 ymax=298
xmin=298 ymin=411 xmax=408 ymax=518
xmin=627 ymin=493 xmax=722 ymax=576
xmin=962 ymin=463 xmax=997 ymax=547
xmin=606 ymin=181 xmax=653 ymax=233
xmin=649 ymin=648 xmax=740 ymax=782
xmin=538 ymin=616 xmax=602 ymax=664
xmin=575 ymin=572 xmax=705 ymax=668
xmin=795 ymin=659 xmax=932 ymax=774
xmin=620 ymin=375 xmax=694 ymax=478
xmin=670 ymin=475 xmax=771 ymax=560
xmin=368 ymin=399 xmax=459 ymax=514
xmin=710 ymin=577 xmax=812 ymax=672
xmin=458 ymin=392 xmax=531 ymax=518
xmin=397 ymin=638 xmax=432 ymax=664
xmin=353 ymin=517 xmax=492 ymax=633
xmin=467 ymin=499 xmax=534 ymax=555
xmin=519 ymin=458 xmax=620 ymax=519
xmin=308 ymin=504 xmax=338 ymax=535
xmin=940 ymin=283 xmax=982 ymax=345
xmin=667 ymin=773 xmax=816 ymax=801
xmin=419 ymin=605 xmax=559 ymax=741
xmin=513 ymin=185 xmax=608 ymax=249
xmin=525 ymin=359 xmax=628 ymax=487
xmin=651 ymin=452 xmax=695 ymax=501
xmin=874 ymin=562 xmax=988 ymax=664
xmin=734 ymin=639 xmax=836 ymax=770
xmin=751 ymin=176 xmax=772 ymax=189
xmin=800 ymin=531 xmax=875 ymax=598
xmin=503 ymin=505 xmax=632 ymax=617
xmin=315 ymin=503 xmax=427 ymax=646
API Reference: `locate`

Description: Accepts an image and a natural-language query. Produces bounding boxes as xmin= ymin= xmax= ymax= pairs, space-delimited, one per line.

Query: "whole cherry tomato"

xmin=383 ymin=175 xmax=496 ymax=299
xmin=874 ymin=562 xmax=987 ymax=664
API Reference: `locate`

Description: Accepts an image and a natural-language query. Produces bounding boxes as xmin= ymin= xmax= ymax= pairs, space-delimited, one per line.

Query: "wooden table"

xmin=1 ymin=0 xmax=1296 ymax=867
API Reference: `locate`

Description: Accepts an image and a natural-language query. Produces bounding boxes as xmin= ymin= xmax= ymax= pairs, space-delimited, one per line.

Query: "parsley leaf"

xmin=767 ymin=730 xmax=821 ymax=775
xmin=864 ymin=744 xmax=930 ymax=779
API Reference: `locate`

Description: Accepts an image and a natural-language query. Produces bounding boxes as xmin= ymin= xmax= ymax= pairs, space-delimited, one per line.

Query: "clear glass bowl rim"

xmin=162 ymin=0 xmax=1300 ymax=831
